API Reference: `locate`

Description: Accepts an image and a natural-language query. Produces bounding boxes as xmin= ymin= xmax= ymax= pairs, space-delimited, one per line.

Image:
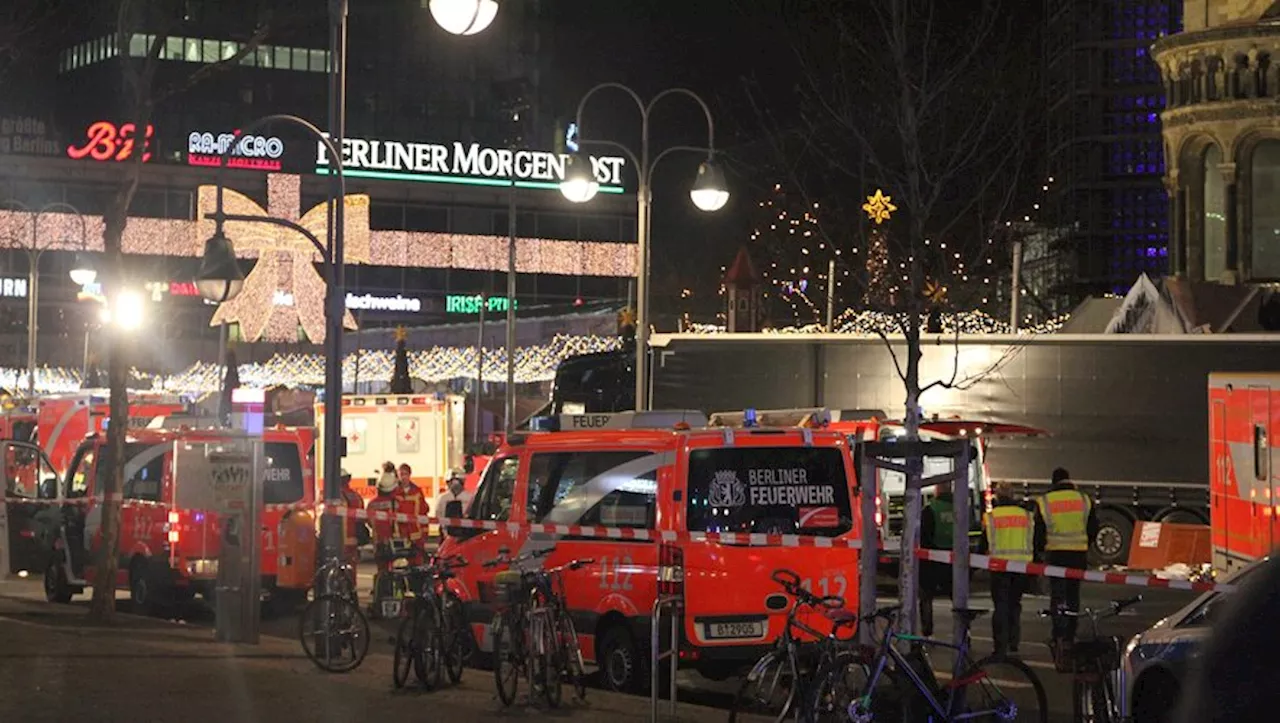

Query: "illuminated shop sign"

xmin=316 ymin=137 xmax=626 ymax=193
xmin=445 ymin=295 xmax=516 ymax=314
xmin=187 ymin=130 xmax=285 ymax=171
xmin=271 ymin=290 xmax=423 ymax=313
xmin=0 ymin=277 xmax=28 ymax=298
xmin=66 ymin=121 xmax=154 ymax=162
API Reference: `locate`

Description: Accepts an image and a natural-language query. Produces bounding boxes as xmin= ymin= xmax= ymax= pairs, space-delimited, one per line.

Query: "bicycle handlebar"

xmin=770 ymin=568 xmax=846 ymax=610
xmin=482 ymin=546 xmax=556 ymax=569
xmin=1039 ymin=594 xmax=1143 ymax=619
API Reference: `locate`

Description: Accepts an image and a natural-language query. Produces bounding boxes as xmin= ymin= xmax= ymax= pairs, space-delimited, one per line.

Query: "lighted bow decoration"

xmin=196 ymin=174 xmax=371 ymax=344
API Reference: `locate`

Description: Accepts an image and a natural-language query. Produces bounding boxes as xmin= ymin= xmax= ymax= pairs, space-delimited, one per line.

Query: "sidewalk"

xmin=0 ymin=595 xmax=736 ymax=723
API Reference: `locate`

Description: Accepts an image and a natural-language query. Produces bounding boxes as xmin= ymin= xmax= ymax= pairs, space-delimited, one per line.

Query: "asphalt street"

xmin=0 ymin=571 xmax=1202 ymax=722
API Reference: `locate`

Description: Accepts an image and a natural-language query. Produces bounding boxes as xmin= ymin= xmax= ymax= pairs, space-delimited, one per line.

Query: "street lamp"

xmin=560 ymin=84 xmax=728 ymax=411
xmin=429 ymin=0 xmax=499 ymax=36
xmin=194 ymin=230 xmax=245 ymax=304
xmin=69 ymin=252 xmax=97 ymax=287
xmin=0 ymin=201 xmax=89 ymax=395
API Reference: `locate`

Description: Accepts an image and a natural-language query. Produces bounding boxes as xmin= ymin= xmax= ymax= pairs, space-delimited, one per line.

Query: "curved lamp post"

xmin=560 ymin=84 xmax=729 ymax=411
xmin=0 ymin=200 xmax=90 ymax=395
xmin=196 ymin=113 xmax=347 ymax=557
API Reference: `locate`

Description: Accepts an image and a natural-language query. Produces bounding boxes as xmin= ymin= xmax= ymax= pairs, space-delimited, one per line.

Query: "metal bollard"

xmin=650 ymin=594 xmax=680 ymax=722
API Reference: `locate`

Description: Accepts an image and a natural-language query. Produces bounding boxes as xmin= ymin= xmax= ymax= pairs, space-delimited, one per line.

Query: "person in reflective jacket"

xmin=980 ymin=483 xmax=1037 ymax=656
xmin=919 ymin=481 xmax=956 ymax=637
xmin=1034 ymin=467 xmax=1098 ymax=661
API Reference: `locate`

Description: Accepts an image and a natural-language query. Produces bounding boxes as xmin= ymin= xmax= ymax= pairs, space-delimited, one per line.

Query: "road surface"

xmin=0 ymin=571 xmax=1200 ymax=721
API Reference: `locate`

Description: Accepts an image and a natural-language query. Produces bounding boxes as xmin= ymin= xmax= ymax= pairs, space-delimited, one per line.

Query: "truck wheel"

xmin=130 ymin=559 xmax=170 ymax=616
xmin=1092 ymin=508 xmax=1135 ymax=565
xmin=1157 ymin=508 xmax=1204 ymax=525
xmin=44 ymin=561 xmax=73 ymax=604
xmin=597 ymin=625 xmax=642 ymax=693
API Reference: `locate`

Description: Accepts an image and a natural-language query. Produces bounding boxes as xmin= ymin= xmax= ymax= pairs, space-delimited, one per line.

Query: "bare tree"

xmin=770 ymin=0 xmax=1037 ymax=632
xmin=89 ymin=0 xmax=269 ymax=622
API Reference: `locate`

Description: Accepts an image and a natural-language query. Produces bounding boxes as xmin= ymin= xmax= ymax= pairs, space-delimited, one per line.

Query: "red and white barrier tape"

xmin=915 ymin=548 xmax=1235 ymax=593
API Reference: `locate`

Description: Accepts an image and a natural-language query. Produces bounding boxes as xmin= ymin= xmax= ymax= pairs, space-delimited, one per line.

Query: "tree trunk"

xmin=896 ymin=312 xmax=924 ymax=637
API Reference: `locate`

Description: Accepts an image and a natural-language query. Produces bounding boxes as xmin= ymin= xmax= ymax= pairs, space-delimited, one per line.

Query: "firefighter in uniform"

xmin=396 ymin=462 xmax=428 ymax=565
xmin=919 ymin=481 xmax=956 ymax=637
xmin=1034 ymin=467 xmax=1098 ymax=660
xmin=367 ymin=464 xmax=405 ymax=579
xmin=338 ymin=469 xmax=366 ymax=585
xmin=981 ymin=483 xmax=1036 ymax=657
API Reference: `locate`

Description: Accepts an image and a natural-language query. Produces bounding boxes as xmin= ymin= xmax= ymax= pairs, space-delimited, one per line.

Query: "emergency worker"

xmin=338 ymin=469 xmax=365 ymax=584
xmin=435 ymin=468 xmax=471 ymax=536
xmin=396 ymin=462 xmax=427 ymax=563
xmin=367 ymin=464 xmax=404 ymax=578
xmin=981 ymin=483 xmax=1036 ymax=656
xmin=918 ymin=481 xmax=956 ymax=637
xmin=1034 ymin=467 xmax=1098 ymax=660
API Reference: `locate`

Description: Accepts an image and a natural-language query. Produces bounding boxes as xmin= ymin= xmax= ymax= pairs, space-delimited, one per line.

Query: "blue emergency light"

xmin=528 ymin=416 xmax=560 ymax=432
xmin=743 ymin=408 xmax=758 ymax=428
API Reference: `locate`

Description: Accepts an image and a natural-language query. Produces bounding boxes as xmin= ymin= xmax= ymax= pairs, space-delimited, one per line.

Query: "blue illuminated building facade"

xmin=1043 ymin=0 xmax=1183 ymax=301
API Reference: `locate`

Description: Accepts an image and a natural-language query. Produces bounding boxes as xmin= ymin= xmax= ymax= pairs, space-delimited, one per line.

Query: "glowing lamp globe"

xmin=559 ymin=152 xmax=600 ymax=204
xmin=195 ymin=230 xmax=245 ymax=304
xmin=690 ymin=159 xmax=729 ymax=212
xmin=69 ymin=253 xmax=97 ymax=286
xmin=430 ymin=0 xmax=499 ymax=36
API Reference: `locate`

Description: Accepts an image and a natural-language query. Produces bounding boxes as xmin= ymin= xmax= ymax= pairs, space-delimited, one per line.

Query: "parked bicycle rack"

xmin=651 ymin=543 xmax=684 ymax=722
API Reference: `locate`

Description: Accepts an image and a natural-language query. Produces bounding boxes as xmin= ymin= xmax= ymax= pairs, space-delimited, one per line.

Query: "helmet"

xmin=376 ymin=471 xmax=398 ymax=493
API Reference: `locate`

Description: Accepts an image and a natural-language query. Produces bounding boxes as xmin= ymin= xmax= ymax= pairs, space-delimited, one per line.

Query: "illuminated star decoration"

xmin=862 ymin=189 xmax=897 ymax=225
xmin=196 ymin=174 xmax=371 ymax=344
xmin=924 ymin=279 xmax=947 ymax=304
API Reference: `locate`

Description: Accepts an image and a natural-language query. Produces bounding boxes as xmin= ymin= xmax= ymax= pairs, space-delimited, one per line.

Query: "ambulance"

xmin=1209 ymin=372 xmax=1280 ymax=575
xmin=437 ymin=409 xmax=863 ymax=692
xmin=1 ymin=425 xmax=315 ymax=609
xmin=316 ymin=393 xmax=466 ymax=503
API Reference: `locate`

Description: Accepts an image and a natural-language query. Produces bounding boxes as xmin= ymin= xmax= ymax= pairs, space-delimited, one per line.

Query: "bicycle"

xmin=298 ymin=555 xmax=371 ymax=673
xmin=369 ymin=540 xmax=421 ymax=620
xmin=1041 ymin=595 xmax=1142 ymax=723
xmin=838 ymin=605 xmax=1048 ymax=722
xmin=485 ymin=546 xmax=592 ymax=708
xmin=728 ymin=569 xmax=860 ymax=723
xmin=391 ymin=554 xmax=471 ymax=690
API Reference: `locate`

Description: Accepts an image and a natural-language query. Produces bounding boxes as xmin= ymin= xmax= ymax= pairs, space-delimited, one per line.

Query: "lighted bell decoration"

xmin=429 ymin=0 xmax=499 ymax=36
xmin=690 ymin=158 xmax=730 ymax=212
xmin=195 ymin=229 xmax=245 ymax=304
xmin=559 ymin=152 xmax=599 ymax=204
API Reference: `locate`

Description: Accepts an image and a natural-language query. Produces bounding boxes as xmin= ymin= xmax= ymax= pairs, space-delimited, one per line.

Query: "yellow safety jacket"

xmin=1036 ymin=488 xmax=1091 ymax=552
xmin=983 ymin=505 xmax=1034 ymax=562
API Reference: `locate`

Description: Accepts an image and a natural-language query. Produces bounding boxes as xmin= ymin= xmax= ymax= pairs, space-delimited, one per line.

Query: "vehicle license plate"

xmin=381 ymin=600 xmax=402 ymax=618
xmin=706 ymin=621 xmax=765 ymax=639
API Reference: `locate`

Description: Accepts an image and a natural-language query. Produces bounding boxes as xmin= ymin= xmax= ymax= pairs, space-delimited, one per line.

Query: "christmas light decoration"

xmin=0 ymin=173 xmax=637 ymax=278
xmin=862 ymin=189 xmax=897 ymax=225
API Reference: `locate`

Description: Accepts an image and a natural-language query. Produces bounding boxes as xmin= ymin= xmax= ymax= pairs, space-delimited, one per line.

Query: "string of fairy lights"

xmin=721 ymin=181 xmax=1061 ymax=326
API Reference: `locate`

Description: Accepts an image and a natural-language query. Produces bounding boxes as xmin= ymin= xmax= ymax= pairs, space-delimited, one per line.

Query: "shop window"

xmin=309 ymin=49 xmax=326 ymax=72
xmin=292 ymin=47 xmax=307 ymax=71
xmin=257 ymin=45 xmax=273 ymax=68
xmin=1204 ymin=144 xmax=1227 ymax=281
xmin=274 ymin=46 xmax=291 ymax=70
xmin=1251 ymin=141 xmax=1280 ymax=279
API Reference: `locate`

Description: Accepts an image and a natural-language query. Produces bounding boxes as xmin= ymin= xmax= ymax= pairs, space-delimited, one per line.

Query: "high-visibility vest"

xmin=928 ymin=496 xmax=955 ymax=550
xmin=367 ymin=494 xmax=402 ymax=544
xmin=983 ymin=505 xmax=1034 ymax=562
xmin=397 ymin=485 xmax=427 ymax=542
xmin=1036 ymin=488 xmax=1091 ymax=552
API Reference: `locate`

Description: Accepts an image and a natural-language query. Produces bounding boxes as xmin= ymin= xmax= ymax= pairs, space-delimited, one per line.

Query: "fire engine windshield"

xmin=263 ymin=442 xmax=304 ymax=504
xmin=686 ymin=446 xmax=852 ymax=537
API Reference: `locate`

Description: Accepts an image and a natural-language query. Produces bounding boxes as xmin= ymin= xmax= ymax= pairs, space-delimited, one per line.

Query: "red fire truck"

xmin=36 ymin=392 xmax=189 ymax=477
xmin=3 ymin=425 xmax=314 ymax=611
xmin=1209 ymin=373 xmax=1280 ymax=575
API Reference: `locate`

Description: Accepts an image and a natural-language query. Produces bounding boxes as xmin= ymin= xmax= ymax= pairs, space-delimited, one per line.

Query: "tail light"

xmin=874 ymin=495 xmax=884 ymax=527
xmin=167 ymin=511 xmax=180 ymax=544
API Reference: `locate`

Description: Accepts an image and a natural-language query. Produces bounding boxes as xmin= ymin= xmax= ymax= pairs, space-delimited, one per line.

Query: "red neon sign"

xmin=168 ymin=282 xmax=199 ymax=297
xmin=66 ymin=121 xmax=154 ymax=162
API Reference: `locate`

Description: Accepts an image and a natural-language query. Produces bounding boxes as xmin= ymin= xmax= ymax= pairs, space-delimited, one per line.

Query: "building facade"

xmin=0 ymin=1 xmax=637 ymax=374
xmin=1153 ymin=0 xmax=1280 ymax=284
xmin=1043 ymin=0 xmax=1183 ymax=300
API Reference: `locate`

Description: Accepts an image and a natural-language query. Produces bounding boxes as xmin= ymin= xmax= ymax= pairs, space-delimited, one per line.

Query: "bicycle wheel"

xmin=393 ymin=613 xmax=416 ymax=689
xmin=530 ymin=609 xmax=562 ymax=708
xmin=966 ymin=655 xmax=1049 ymax=723
xmin=811 ymin=651 xmax=906 ymax=723
xmin=299 ymin=594 xmax=370 ymax=673
xmin=729 ymin=650 xmax=796 ymax=723
xmin=1071 ymin=678 xmax=1111 ymax=723
xmin=412 ymin=599 xmax=442 ymax=690
xmin=441 ymin=592 xmax=467 ymax=684
xmin=492 ymin=615 xmax=522 ymax=707
xmin=557 ymin=609 xmax=588 ymax=701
